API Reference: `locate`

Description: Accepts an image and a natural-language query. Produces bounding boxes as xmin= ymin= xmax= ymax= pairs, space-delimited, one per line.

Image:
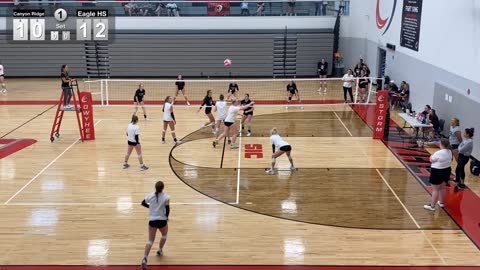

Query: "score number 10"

xmin=76 ymin=19 xmax=108 ymax=41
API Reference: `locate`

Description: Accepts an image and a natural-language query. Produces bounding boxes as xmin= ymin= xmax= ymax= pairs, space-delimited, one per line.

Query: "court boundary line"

xmin=333 ymin=111 xmax=353 ymax=137
xmin=0 ymin=104 xmax=56 ymax=139
xmin=3 ymin=119 xmax=103 ymax=205
xmin=5 ymin=202 xmax=223 ymax=206
xmin=235 ymin=122 xmax=242 ymax=205
xmin=375 ymin=169 xmax=447 ymax=265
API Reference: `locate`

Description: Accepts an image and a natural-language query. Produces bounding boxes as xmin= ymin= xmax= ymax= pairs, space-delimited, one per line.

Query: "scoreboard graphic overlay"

xmin=8 ymin=8 xmax=114 ymax=42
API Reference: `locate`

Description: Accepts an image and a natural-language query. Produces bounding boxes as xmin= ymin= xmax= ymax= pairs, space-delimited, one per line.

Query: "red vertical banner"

xmin=207 ymin=2 xmax=230 ymax=15
xmin=78 ymin=91 xmax=95 ymax=140
xmin=373 ymin=90 xmax=389 ymax=139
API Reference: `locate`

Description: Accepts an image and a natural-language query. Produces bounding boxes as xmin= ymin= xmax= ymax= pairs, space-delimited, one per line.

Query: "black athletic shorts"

xmin=319 ymin=71 xmax=327 ymax=76
xmin=128 ymin=141 xmax=139 ymax=146
xmin=149 ymin=220 xmax=167 ymax=228
xmin=429 ymin=167 xmax=451 ymax=185
xmin=205 ymin=108 xmax=212 ymax=115
xmin=224 ymin=121 xmax=234 ymax=127
xmin=280 ymin=145 xmax=292 ymax=152
xmin=228 ymin=89 xmax=237 ymax=94
xmin=451 ymin=144 xmax=459 ymax=150
xmin=243 ymin=111 xmax=253 ymax=116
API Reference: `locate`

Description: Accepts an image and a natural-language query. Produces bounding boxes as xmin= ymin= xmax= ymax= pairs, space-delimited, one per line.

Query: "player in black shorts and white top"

xmin=123 ymin=115 xmax=149 ymax=171
xmin=226 ymin=81 xmax=239 ymax=101
xmin=213 ymin=98 xmax=253 ymax=149
xmin=162 ymin=96 xmax=181 ymax=144
xmin=0 ymin=63 xmax=6 ymax=94
xmin=240 ymin=94 xmax=254 ymax=137
xmin=266 ymin=128 xmax=295 ymax=175
xmin=141 ymin=181 xmax=170 ymax=270
xmin=197 ymin=90 xmax=216 ymax=133
xmin=317 ymin=58 xmax=328 ymax=93
xmin=214 ymin=94 xmax=227 ymax=134
xmin=286 ymin=81 xmax=302 ymax=109
xmin=134 ymin=84 xmax=147 ymax=119
xmin=173 ymin=75 xmax=190 ymax=106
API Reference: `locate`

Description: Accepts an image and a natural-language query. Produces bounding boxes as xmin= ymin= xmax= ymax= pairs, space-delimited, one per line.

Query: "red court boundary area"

xmin=0 ymin=139 xmax=37 ymax=159
xmin=0 ymin=100 xmax=344 ymax=106
xmin=1 ymin=266 xmax=480 ymax=270
xmin=352 ymin=104 xmax=480 ymax=250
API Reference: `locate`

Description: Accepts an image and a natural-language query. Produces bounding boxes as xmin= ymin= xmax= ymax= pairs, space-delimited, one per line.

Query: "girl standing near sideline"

xmin=423 ymin=138 xmax=451 ymax=211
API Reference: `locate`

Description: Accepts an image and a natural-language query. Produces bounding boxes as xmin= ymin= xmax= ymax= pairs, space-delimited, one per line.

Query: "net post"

xmin=105 ymin=79 xmax=109 ymax=106
xmin=354 ymin=77 xmax=359 ymax=103
xmin=100 ymin=79 xmax=104 ymax=106
xmin=366 ymin=77 xmax=373 ymax=104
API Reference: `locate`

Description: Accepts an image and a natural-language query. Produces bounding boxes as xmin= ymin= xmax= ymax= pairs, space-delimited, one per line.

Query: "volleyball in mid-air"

xmin=224 ymin=58 xmax=232 ymax=66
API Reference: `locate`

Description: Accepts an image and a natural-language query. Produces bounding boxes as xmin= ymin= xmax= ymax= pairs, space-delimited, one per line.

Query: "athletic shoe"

xmin=187 ymin=101 xmax=191 ymax=106
xmin=323 ymin=89 xmax=327 ymax=94
xmin=123 ymin=163 xmax=130 ymax=169
xmin=162 ymin=140 xmax=166 ymax=144
xmin=144 ymin=114 xmax=147 ymax=120
xmin=140 ymin=165 xmax=149 ymax=171
xmin=265 ymin=169 xmax=275 ymax=175
xmin=459 ymin=183 xmax=466 ymax=189
xmin=174 ymin=140 xmax=182 ymax=145
xmin=437 ymin=201 xmax=445 ymax=208
xmin=156 ymin=250 xmax=163 ymax=257
xmin=300 ymin=106 xmax=304 ymax=110
xmin=290 ymin=166 xmax=296 ymax=171
xmin=1 ymin=89 xmax=6 ymax=95
xmin=227 ymin=139 xmax=231 ymax=144
xmin=247 ymin=132 xmax=251 ymax=137
xmin=230 ymin=144 xmax=239 ymax=149
xmin=141 ymin=258 xmax=148 ymax=270
xmin=423 ymin=204 xmax=435 ymax=211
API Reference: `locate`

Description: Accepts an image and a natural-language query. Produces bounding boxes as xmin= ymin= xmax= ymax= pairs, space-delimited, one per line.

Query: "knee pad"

xmin=146 ymin=240 xmax=153 ymax=246
xmin=161 ymin=235 xmax=167 ymax=240
xmin=271 ymin=158 xmax=276 ymax=163
xmin=162 ymin=130 xmax=166 ymax=133
xmin=171 ymin=131 xmax=175 ymax=134
xmin=137 ymin=154 xmax=142 ymax=158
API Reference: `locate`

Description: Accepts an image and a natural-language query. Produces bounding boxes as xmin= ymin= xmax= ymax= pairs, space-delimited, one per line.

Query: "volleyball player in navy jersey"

xmin=197 ymin=90 xmax=216 ymax=132
xmin=286 ymin=81 xmax=302 ymax=109
xmin=173 ymin=75 xmax=190 ymax=105
xmin=134 ymin=84 xmax=147 ymax=119
xmin=141 ymin=181 xmax=170 ymax=270
xmin=240 ymin=94 xmax=254 ymax=137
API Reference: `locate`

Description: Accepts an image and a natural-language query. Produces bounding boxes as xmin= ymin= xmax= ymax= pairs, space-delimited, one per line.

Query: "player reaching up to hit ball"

xmin=286 ymin=80 xmax=302 ymax=109
xmin=134 ymin=84 xmax=147 ymax=119
xmin=173 ymin=74 xmax=190 ymax=106
xmin=226 ymin=80 xmax=239 ymax=101
xmin=213 ymin=98 xmax=253 ymax=149
xmin=266 ymin=128 xmax=295 ymax=175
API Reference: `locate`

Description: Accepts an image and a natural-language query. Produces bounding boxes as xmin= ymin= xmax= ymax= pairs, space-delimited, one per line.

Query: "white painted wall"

xmin=343 ymin=0 xmax=480 ymax=84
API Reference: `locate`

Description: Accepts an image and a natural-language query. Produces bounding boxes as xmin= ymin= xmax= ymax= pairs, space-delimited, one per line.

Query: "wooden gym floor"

xmin=0 ymin=79 xmax=480 ymax=269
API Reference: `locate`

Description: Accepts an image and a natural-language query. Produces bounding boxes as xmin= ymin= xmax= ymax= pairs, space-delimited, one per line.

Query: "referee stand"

xmin=50 ymin=79 xmax=95 ymax=142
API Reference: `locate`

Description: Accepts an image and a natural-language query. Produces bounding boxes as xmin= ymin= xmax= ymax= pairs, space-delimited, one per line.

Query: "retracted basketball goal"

xmin=50 ymin=79 xmax=96 ymax=142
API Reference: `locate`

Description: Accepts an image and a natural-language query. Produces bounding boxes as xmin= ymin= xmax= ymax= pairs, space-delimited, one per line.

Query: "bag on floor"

xmin=471 ymin=159 xmax=480 ymax=176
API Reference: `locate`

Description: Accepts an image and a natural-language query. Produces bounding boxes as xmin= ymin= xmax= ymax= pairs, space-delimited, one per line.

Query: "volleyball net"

xmin=84 ymin=77 xmax=384 ymax=106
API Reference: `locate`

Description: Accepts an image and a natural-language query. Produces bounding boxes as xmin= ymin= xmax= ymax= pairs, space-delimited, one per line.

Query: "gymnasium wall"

xmin=339 ymin=0 xmax=480 ymax=157
xmin=0 ymin=17 xmax=334 ymax=77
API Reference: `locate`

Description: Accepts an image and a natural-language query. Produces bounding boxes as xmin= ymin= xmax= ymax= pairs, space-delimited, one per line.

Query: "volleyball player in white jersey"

xmin=123 ymin=115 xmax=149 ymax=171
xmin=213 ymin=98 xmax=253 ymax=149
xmin=214 ymin=94 xmax=227 ymax=134
xmin=162 ymin=96 xmax=180 ymax=144
xmin=0 ymin=63 xmax=6 ymax=94
xmin=266 ymin=128 xmax=295 ymax=175
xmin=141 ymin=181 xmax=170 ymax=270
